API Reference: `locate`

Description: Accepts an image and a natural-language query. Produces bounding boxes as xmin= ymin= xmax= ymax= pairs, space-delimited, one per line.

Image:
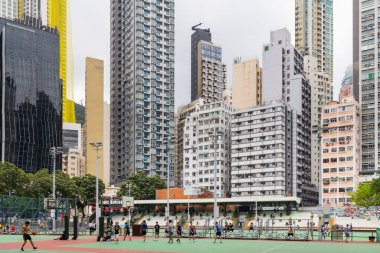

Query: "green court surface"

xmin=66 ymin=238 xmax=380 ymax=253
xmin=0 ymin=235 xmax=378 ymax=253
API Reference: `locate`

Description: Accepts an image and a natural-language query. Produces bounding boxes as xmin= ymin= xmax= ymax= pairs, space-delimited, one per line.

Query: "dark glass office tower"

xmin=191 ymin=25 xmax=211 ymax=102
xmin=0 ymin=17 xmax=62 ymax=172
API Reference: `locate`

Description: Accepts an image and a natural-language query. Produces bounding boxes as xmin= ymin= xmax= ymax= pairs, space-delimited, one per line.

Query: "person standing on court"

xmin=154 ymin=222 xmax=160 ymax=241
xmin=140 ymin=220 xmax=148 ymax=242
xmin=113 ymin=222 xmax=121 ymax=243
xmin=167 ymin=220 xmax=174 ymax=244
xmin=213 ymin=221 xmax=222 ymax=243
xmin=123 ymin=221 xmax=131 ymax=241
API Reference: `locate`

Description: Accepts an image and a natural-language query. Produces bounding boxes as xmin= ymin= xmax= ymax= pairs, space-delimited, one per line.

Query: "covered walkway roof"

xmin=134 ymin=196 xmax=301 ymax=205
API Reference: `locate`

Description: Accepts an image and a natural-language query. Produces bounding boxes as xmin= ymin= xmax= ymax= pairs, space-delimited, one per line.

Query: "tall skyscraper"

xmin=191 ymin=24 xmax=211 ymax=101
xmin=304 ymin=55 xmax=332 ymax=189
xmin=0 ymin=0 xmax=19 ymax=19
xmin=0 ymin=17 xmax=61 ymax=172
xmin=295 ymin=0 xmax=334 ymax=82
xmin=48 ymin=0 xmax=75 ymax=123
xmin=357 ymin=0 xmax=380 ymax=177
xmin=0 ymin=0 xmax=42 ymax=20
xmin=232 ymin=58 xmax=262 ymax=110
xmin=263 ymin=28 xmax=317 ymax=205
xmin=191 ymin=25 xmax=226 ymax=103
xmin=110 ymin=0 xmax=175 ymax=184
xmin=85 ymin=57 xmax=104 ymax=180
xmin=352 ymin=0 xmax=360 ymax=101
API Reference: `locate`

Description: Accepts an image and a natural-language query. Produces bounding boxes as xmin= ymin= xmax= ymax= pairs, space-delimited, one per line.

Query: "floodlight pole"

xmin=90 ymin=141 xmax=102 ymax=236
xmin=50 ymin=146 xmax=62 ymax=232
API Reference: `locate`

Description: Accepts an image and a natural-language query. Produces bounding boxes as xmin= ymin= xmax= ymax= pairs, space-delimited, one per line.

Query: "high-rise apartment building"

xmin=232 ymin=58 xmax=262 ymax=110
xmin=0 ymin=17 xmax=61 ymax=172
xmin=85 ymin=57 xmax=104 ymax=179
xmin=231 ymin=100 xmax=294 ymax=198
xmin=0 ymin=0 xmax=42 ymax=20
xmin=190 ymin=26 xmax=226 ymax=103
xmin=353 ymin=0 xmax=360 ymax=101
xmin=110 ymin=0 xmax=175 ymax=184
xmin=62 ymin=149 xmax=85 ymax=178
xmin=295 ymin=0 xmax=334 ymax=82
xmin=357 ymin=0 xmax=380 ymax=177
xmin=263 ymin=28 xmax=317 ymax=205
xmin=304 ymin=55 xmax=332 ymax=188
xmin=321 ymin=96 xmax=361 ymax=207
xmin=175 ymin=99 xmax=204 ymax=187
xmin=0 ymin=0 xmax=19 ymax=19
xmin=191 ymin=24 xmax=211 ymax=102
xmin=183 ymin=102 xmax=233 ymax=197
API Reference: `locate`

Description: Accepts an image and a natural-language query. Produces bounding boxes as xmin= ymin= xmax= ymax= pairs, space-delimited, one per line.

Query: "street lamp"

xmin=126 ymin=183 xmax=132 ymax=230
xmin=89 ymin=141 xmax=103 ymax=235
xmin=50 ymin=146 xmax=62 ymax=232
xmin=208 ymin=130 xmax=224 ymax=224
xmin=163 ymin=135 xmax=174 ymax=219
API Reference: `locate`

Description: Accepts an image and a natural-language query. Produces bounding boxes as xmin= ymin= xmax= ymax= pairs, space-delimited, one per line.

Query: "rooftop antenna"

xmin=192 ymin=22 xmax=203 ymax=30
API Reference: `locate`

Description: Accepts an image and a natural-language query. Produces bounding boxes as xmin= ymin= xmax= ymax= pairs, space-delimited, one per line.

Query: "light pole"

xmin=126 ymin=183 xmax=132 ymax=230
xmin=50 ymin=146 xmax=62 ymax=232
xmin=208 ymin=130 xmax=223 ymax=224
xmin=163 ymin=135 xmax=174 ymax=219
xmin=89 ymin=141 xmax=103 ymax=235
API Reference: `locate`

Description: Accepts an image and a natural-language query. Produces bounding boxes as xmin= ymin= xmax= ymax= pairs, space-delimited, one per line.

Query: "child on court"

xmin=21 ymin=221 xmax=37 ymax=251
xmin=213 ymin=221 xmax=222 ymax=243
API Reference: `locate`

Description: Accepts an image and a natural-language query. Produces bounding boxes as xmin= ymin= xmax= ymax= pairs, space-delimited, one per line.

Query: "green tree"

xmin=371 ymin=177 xmax=380 ymax=194
xmin=72 ymin=174 xmax=106 ymax=217
xmin=28 ymin=169 xmax=53 ymax=198
xmin=28 ymin=169 xmax=75 ymax=198
xmin=117 ymin=171 xmax=166 ymax=200
xmin=0 ymin=162 xmax=30 ymax=196
xmin=351 ymin=182 xmax=380 ymax=208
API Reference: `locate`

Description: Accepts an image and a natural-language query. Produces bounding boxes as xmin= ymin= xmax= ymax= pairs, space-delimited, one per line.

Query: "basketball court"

xmin=0 ymin=235 xmax=378 ymax=253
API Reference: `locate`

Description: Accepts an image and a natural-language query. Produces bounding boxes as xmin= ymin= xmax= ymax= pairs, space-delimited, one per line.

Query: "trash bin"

xmin=133 ymin=224 xmax=141 ymax=236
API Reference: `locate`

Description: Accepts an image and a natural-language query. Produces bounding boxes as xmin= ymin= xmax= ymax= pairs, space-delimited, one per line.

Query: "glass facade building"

xmin=0 ymin=17 xmax=62 ymax=172
xmin=110 ymin=0 xmax=175 ymax=184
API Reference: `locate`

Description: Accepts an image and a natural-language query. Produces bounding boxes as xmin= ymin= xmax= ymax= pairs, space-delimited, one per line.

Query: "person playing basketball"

xmin=113 ymin=222 xmax=121 ymax=243
xmin=21 ymin=221 xmax=37 ymax=251
xmin=213 ymin=221 xmax=222 ymax=243
xmin=123 ymin=221 xmax=131 ymax=241
xmin=189 ymin=222 xmax=196 ymax=242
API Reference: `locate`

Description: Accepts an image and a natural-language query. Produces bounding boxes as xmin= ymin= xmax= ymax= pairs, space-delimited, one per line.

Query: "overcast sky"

xmin=71 ymin=0 xmax=352 ymax=108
